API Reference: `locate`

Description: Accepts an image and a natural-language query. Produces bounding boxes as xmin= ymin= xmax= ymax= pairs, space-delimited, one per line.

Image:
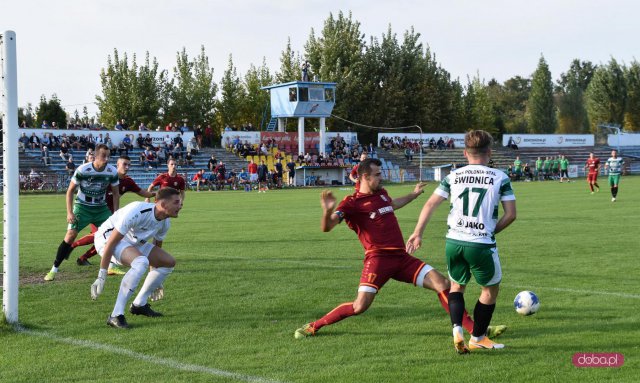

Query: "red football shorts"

xmin=587 ymin=173 xmax=598 ymax=182
xmin=359 ymin=251 xmax=432 ymax=292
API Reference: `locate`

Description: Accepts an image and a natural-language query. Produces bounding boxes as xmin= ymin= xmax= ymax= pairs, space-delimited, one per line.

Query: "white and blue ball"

xmin=514 ymin=291 xmax=540 ymax=316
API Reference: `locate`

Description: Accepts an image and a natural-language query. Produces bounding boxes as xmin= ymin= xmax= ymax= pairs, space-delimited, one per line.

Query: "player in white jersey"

xmin=604 ymin=150 xmax=624 ymax=202
xmin=406 ymin=130 xmax=517 ymax=354
xmin=90 ymin=187 xmax=183 ymax=329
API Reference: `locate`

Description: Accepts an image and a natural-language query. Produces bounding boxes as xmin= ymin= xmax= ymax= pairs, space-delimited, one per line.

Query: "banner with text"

xmin=502 ymin=134 xmax=594 ymax=148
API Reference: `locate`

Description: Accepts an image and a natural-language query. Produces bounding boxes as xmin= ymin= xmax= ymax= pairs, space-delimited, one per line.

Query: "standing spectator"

xmin=275 ymin=158 xmax=284 ymax=189
xmin=204 ymin=125 xmax=213 ymax=147
xmin=257 ymin=160 xmax=269 ymax=192
xmin=513 ymin=156 xmax=523 ymax=181
xmin=248 ymin=159 xmax=258 ymax=190
xmin=286 ymin=158 xmax=296 ymax=186
xmin=194 ymin=125 xmax=203 ymax=148
xmin=114 ymin=119 xmax=124 ymax=131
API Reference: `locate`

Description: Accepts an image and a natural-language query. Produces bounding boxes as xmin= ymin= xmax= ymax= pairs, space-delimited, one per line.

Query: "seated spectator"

xmin=164 ymin=134 xmax=174 ymax=150
xmin=114 ymin=119 xmax=125 ymax=131
xmin=29 ymin=133 xmax=41 ymax=149
xmin=41 ymin=146 xmax=51 ymax=166
xmin=41 ymin=120 xmax=50 ymax=129
xmin=65 ymin=158 xmax=76 ymax=176
xmin=238 ymin=168 xmax=251 ymax=192
xmin=136 ymin=133 xmax=145 ymax=148
xmin=41 ymin=133 xmax=51 ymax=148
xmin=192 ymin=169 xmax=209 ymax=191
xmin=144 ymin=146 xmax=158 ymax=169
xmin=227 ymin=169 xmax=238 ymax=190
xmin=143 ymin=134 xmax=154 ymax=149
xmin=157 ymin=147 xmax=167 ymax=165
xmin=446 ymin=138 xmax=455 ymax=149
xmin=260 ymin=143 xmax=269 ymax=156
xmin=185 ymin=151 xmax=195 ymax=167
xmin=84 ymin=149 xmax=94 ymax=164
xmin=404 ymin=148 xmax=414 ymax=162
xmin=172 ymin=142 xmax=184 ymax=160
xmin=507 ymin=136 xmax=518 ymax=150
xmin=59 ymin=142 xmax=72 ymax=161
xmin=173 ymin=134 xmax=183 ymax=147
xmin=436 ymin=137 xmax=445 ymax=150
xmin=18 ymin=133 xmax=30 ymax=151
xmin=139 ymin=151 xmax=148 ymax=168
xmin=187 ymin=136 xmax=199 ymax=155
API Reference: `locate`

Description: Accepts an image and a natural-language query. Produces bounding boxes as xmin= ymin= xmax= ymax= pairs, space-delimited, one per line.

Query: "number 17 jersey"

xmin=435 ymin=165 xmax=515 ymax=245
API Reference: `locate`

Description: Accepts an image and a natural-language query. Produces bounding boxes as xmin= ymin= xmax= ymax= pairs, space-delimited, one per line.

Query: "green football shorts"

xmin=608 ymin=174 xmax=621 ymax=187
xmin=68 ymin=203 xmax=112 ymax=232
xmin=445 ymin=239 xmax=502 ymax=287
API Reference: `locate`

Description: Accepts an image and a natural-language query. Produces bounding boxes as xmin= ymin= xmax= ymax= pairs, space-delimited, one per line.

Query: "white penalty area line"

xmin=504 ymin=284 xmax=640 ymax=299
xmin=14 ymin=325 xmax=285 ymax=383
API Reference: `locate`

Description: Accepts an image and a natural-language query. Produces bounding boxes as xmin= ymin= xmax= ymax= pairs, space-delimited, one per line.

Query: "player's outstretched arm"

xmin=392 ymin=182 xmax=427 ymax=210
xmin=137 ymin=189 xmax=155 ymax=199
xmin=320 ymin=190 xmax=340 ymax=232
xmin=406 ymin=193 xmax=446 ymax=255
xmin=495 ymin=200 xmax=516 ymax=234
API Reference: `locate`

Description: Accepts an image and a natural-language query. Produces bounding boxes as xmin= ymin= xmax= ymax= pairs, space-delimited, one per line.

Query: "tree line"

xmin=19 ymin=11 xmax=640 ymax=145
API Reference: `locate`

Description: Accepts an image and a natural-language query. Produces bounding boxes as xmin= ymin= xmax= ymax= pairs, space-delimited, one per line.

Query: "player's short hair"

xmin=118 ymin=155 xmax=131 ymax=161
xmin=156 ymin=187 xmax=180 ymax=201
xmin=95 ymin=144 xmax=110 ymax=153
xmin=357 ymin=158 xmax=382 ymax=178
xmin=465 ymin=130 xmax=493 ymax=155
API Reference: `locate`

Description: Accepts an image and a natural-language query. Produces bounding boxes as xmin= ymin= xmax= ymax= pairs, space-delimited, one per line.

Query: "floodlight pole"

xmin=1 ymin=30 xmax=19 ymax=324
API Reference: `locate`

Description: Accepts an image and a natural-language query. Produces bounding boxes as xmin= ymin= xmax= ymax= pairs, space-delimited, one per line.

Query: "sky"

xmin=1 ymin=0 xmax=637 ymax=118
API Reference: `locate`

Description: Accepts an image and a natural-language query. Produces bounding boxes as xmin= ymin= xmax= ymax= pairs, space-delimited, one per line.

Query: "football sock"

xmin=132 ymin=267 xmax=173 ymax=307
xmin=437 ymin=289 xmax=474 ymax=334
xmin=612 ymin=186 xmax=618 ymax=197
xmin=311 ymin=302 xmax=356 ymax=331
xmin=472 ymin=301 xmax=496 ymax=338
xmin=72 ymin=233 xmax=95 ymax=249
xmin=112 ymin=256 xmax=149 ymax=317
xmin=447 ymin=292 xmax=465 ymax=328
xmin=80 ymin=246 xmax=98 ymax=260
xmin=589 ymin=184 xmax=594 ymax=192
xmin=594 ymin=182 xmax=599 ymax=190
xmin=50 ymin=266 xmax=58 ymax=273
xmin=53 ymin=240 xmax=74 ymax=268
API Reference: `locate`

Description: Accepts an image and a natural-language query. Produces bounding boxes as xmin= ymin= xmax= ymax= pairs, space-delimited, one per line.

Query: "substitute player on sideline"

xmin=584 ymin=152 xmax=601 ymax=194
xmin=605 ymin=150 xmax=624 ymax=202
xmin=74 ymin=155 xmax=156 ymax=271
xmin=294 ymin=158 xmax=505 ymax=340
xmin=44 ymin=144 xmax=119 ymax=281
xmin=406 ymin=130 xmax=516 ymax=353
xmin=91 ymin=187 xmax=183 ymax=329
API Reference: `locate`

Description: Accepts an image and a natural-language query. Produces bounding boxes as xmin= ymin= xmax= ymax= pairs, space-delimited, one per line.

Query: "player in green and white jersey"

xmin=406 ymin=130 xmax=517 ymax=353
xmin=45 ymin=144 xmax=120 ymax=281
xmin=605 ymin=149 xmax=624 ymax=202
xmin=542 ymin=157 xmax=551 ymax=180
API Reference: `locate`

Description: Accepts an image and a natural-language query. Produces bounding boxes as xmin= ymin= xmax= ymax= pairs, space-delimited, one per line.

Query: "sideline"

xmin=14 ymin=325 xmax=285 ymax=383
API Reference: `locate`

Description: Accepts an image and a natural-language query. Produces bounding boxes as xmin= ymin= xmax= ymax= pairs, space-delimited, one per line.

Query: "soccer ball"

xmin=514 ymin=291 xmax=540 ymax=316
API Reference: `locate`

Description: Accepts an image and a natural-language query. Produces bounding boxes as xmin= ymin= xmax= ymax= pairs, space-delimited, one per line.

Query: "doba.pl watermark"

xmin=573 ymin=353 xmax=624 ymax=368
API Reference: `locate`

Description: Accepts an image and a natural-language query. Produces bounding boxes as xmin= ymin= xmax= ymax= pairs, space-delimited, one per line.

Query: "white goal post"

xmin=1 ymin=30 xmax=19 ymax=324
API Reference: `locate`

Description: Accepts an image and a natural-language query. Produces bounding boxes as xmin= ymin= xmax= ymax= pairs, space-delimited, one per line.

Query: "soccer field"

xmin=1 ymin=177 xmax=639 ymax=382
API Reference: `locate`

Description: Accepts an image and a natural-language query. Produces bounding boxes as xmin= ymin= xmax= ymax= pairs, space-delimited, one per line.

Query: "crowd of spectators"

xmin=379 ymin=135 xmax=455 ymax=154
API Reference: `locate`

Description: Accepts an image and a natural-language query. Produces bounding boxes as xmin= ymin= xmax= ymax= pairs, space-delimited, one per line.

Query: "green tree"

xmin=96 ymin=49 xmax=167 ymax=128
xmin=35 ymin=94 xmax=67 ymax=129
xmin=527 ymin=55 xmax=557 ymax=133
xmin=624 ymin=60 xmax=640 ymax=131
xmin=218 ymin=54 xmax=246 ymax=129
xmin=18 ymin=102 xmax=35 ymax=127
xmin=586 ymin=58 xmax=627 ymax=132
xmin=498 ymin=76 xmax=530 ymax=133
xmin=276 ymin=38 xmax=301 ymax=83
xmin=242 ymin=58 xmax=273 ymax=129
xmin=556 ymin=60 xmax=595 ymax=133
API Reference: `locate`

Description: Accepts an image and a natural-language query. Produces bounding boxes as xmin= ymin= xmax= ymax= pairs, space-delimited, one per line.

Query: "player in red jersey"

xmin=348 ymin=152 xmax=368 ymax=191
xmin=75 ymin=155 xmax=156 ymax=269
xmin=294 ymin=158 xmax=505 ymax=340
xmin=584 ymin=152 xmax=601 ymax=193
xmin=147 ymin=158 xmax=186 ymax=201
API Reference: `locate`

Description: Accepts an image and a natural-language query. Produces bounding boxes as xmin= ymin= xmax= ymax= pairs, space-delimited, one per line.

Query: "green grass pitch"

xmin=1 ymin=177 xmax=639 ymax=382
